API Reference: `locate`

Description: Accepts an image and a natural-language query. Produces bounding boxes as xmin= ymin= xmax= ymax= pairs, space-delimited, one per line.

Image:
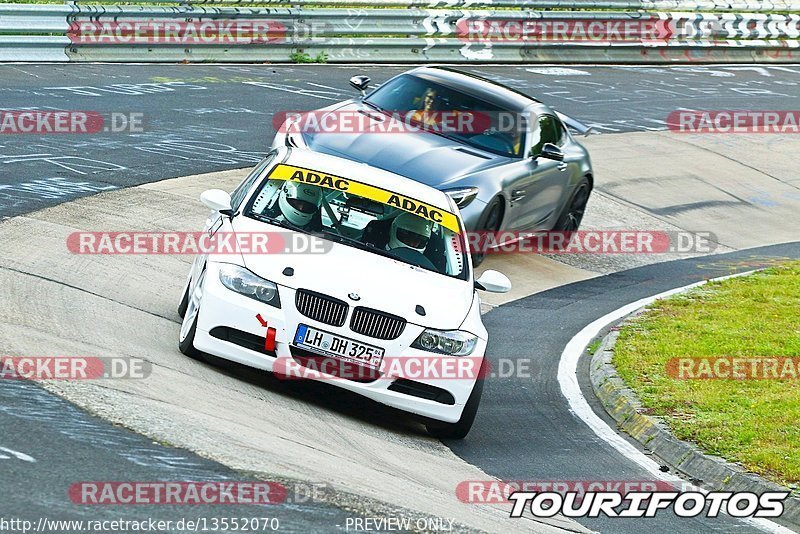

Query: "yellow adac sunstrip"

xmin=269 ymin=164 xmax=461 ymax=233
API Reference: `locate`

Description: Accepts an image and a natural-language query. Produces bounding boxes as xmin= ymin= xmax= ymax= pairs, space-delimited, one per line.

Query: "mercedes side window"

xmin=529 ymin=115 xmax=559 ymax=158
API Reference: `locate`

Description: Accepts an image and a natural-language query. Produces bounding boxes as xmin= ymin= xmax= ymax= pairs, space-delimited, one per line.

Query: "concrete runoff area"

xmin=582 ymin=132 xmax=800 ymax=249
xmin=1 ymin=126 xmax=799 ymax=532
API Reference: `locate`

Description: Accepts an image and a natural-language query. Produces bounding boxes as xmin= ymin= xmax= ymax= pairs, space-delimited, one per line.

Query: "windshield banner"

xmin=268 ymin=164 xmax=461 ymax=233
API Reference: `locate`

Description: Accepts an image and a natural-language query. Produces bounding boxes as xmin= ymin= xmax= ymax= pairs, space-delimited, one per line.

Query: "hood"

xmin=302 ymin=102 xmax=507 ymax=189
xmin=231 ymin=217 xmax=473 ymax=330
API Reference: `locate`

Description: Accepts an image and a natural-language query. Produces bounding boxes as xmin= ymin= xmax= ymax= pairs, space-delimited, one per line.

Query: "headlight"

xmin=411 ymin=329 xmax=478 ymax=356
xmin=218 ymin=264 xmax=281 ymax=308
xmin=445 ymin=187 xmax=480 ymax=209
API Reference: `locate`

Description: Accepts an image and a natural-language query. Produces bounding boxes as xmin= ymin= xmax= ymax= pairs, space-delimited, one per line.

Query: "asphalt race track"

xmin=456 ymin=243 xmax=800 ymax=534
xmin=2 ymin=64 xmax=800 ymax=533
xmin=2 ymin=64 xmax=800 ymax=218
xmin=0 ymin=380 xmax=353 ymax=532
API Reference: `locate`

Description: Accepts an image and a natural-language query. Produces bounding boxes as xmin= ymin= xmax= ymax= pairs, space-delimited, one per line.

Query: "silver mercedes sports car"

xmin=271 ymin=66 xmax=594 ymax=264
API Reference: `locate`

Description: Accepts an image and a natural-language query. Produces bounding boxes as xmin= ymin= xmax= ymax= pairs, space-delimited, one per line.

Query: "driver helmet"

xmin=278 ymin=181 xmax=322 ymax=227
xmin=388 ymin=212 xmax=432 ymax=252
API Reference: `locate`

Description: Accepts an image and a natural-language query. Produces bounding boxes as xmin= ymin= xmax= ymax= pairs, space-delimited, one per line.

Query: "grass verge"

xmin=613 ymin=261 xmax=800 ymax=488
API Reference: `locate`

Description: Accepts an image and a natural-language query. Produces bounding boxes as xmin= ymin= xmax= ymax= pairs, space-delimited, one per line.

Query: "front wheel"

xmin=178 ymin=270 xmax=206 ymax=362
xmin=177 ymin=278 xmax=190 ymax=319
xmin=425 ymin=360 xmax=486 ymax=440
xmin=554 ymin=177 xmax=591 ymax=233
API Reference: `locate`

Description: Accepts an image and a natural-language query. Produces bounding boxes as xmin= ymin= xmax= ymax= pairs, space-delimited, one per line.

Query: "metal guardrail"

xmin=8 ymin=1 xmax=800 ymax=9
xmin=1 ymin=2 xmax=799 ymax=62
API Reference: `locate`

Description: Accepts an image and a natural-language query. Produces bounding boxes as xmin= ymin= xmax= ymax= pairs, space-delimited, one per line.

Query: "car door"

xmin=505 ymin=114 xmax=569 ymax=232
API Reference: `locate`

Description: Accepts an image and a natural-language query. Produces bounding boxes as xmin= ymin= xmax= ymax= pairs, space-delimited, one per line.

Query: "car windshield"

xmin=365 ymin=74 xmax=526 ymax=158
xmin=244 ymin=163 xmax=468 ymax=279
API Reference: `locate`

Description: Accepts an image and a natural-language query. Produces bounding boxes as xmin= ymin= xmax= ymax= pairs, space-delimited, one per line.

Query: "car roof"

xmin=408 ymin=66 xmax=540 ymax=113
xmin=281 ymin=147 xmax=456 ymax=213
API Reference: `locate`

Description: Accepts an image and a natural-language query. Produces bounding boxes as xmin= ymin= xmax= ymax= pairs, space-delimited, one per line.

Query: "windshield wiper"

xmin=362 ymin=100 xmax=385 ymax=114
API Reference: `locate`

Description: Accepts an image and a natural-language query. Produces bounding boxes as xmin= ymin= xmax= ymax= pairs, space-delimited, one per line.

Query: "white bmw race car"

xmin=177 ymin=147 xmax=511 ymax=439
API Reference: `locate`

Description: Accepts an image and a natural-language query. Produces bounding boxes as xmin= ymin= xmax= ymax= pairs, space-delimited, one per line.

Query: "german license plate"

xmin=293 ymin=324 xmax=385 ymax=370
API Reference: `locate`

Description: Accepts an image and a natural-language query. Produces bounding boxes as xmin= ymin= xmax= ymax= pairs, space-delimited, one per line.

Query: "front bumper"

xmin=193 ymin=262 xmax=486 ymax=423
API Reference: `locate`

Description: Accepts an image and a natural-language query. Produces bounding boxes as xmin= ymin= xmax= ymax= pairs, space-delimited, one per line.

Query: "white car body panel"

xmin=232 ymin=216 xmax=473 ymax=330
xmin=182 ymin=147 xmax=496 ymax=424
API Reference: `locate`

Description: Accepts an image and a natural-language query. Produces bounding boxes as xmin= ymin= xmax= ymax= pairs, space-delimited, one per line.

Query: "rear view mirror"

xmin=475 ymin=270 xmax=512 ymax=293
xmin=349 ymin=75 xmax=371 ymax=97
xmin=536 ymin=143 xmax=565 ymax=162
xmin=200 ymin=189 xmax=233 ymax=214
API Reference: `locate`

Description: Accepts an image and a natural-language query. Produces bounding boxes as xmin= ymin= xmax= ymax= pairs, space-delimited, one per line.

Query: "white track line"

xmin=557 ymin=270 xmax=794 ymax=534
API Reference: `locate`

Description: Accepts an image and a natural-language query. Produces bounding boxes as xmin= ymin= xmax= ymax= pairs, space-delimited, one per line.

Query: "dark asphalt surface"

xmin=4 ymin=248 xmax=797 ymax=533
xmin=3 ymin=64 xmax=800 ymax=218
xmin=2 ymin=64 xmax=800 ymax=533
xmin=0 ymin=380 xmax=353 ymax=532
xmin=453 ymin=243 xmax=800 ymax=534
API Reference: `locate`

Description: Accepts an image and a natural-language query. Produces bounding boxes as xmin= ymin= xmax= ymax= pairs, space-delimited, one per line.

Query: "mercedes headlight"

xmin=218 ymin=264 xmax=281 ymax=308
xmin=411 ymin=329 xmax=478 ymax=356
xmin=445 ymin=187 xmax=480 ymax=209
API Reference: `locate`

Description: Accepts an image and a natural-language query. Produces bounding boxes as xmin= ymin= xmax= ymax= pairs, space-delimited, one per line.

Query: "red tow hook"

xmin=255 ymin=313 xmax=277 ymax=352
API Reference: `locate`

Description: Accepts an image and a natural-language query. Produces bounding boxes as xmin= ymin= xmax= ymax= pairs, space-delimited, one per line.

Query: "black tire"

xmin=471 ymin=197 xmax=503 ymax=268
xmin=554 ymin=177 xmax=591 ymax=233
xmin=425 ymin=360 xmax=486 ymax=440
xmin=177 ymin=279 xmax=190 ymax=319
xmin=178 ymin=271 xmax=206 ymax=362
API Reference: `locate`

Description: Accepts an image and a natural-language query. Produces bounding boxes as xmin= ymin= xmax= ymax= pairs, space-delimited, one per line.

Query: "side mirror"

xmin=475 ymin=270 xmax=512 ymax=293
xmin=200 ymin=189 xmax=233 ymax=214
xmin=349 ymin=75 xmax=370 ymax=97
xmin=536 ymin=143 xmax=564 ymax=162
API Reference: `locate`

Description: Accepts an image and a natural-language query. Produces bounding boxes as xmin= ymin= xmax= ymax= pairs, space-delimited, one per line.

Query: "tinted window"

xmin=365 ymin=74 xmax=525 ymax=158
xmin=246 ymin=169 xmax=467 ymax=279
xmin=529 ymin=115 xmax=561 ymax=157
